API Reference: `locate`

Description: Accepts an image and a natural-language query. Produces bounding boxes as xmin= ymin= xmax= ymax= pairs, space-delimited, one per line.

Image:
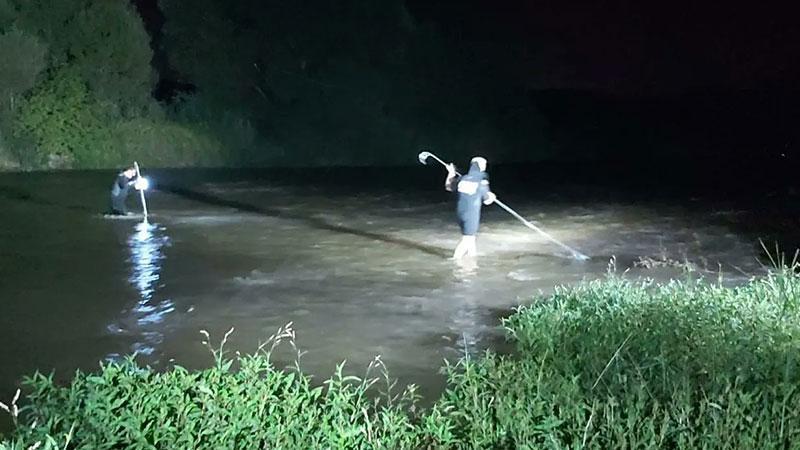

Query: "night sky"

xmin=407 ymin=0 xmax=800 ymax=94
xmin=401 ymin=0 xmax=800 ymax=175
xmin=132 ymin=0 xmax=800 ymax=96
xmin=409 ymin=0 xmax=800 ymax=94
xmin=122 ymin=0 xmax=800 ymax=173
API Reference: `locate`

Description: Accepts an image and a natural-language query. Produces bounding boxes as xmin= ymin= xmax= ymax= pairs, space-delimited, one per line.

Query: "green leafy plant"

xmin=12 ymin=69 xmax=115 ymax=168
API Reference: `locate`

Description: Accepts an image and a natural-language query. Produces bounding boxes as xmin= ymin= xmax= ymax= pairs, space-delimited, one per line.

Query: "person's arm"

xmin=481 ymin=180 xmax=496 ymax=205
xmin=444 ymin=163 xmax=458 ymax=192
xmin=116 ymin=175 xmax=132 ymax=189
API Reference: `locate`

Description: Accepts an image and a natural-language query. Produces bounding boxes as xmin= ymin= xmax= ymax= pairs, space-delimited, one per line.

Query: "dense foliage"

xmin=158 ymin=0 xmax=550 ymax=167
xmin=0 ymin=0 xmax=226 ymax=170
xmin=1 ymin=0 xmax=796 ymax=171
xmin=0 ymin=0 xmax=550 ymax=170
xmin=4 ymin=270 xmax=800 ymax=448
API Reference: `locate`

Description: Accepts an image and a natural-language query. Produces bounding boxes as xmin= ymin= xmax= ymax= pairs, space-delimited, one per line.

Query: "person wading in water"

xmin=444 ymin=156 xmax=496 ymax=260
xmin=109 ymin=166 xmax=144 ymax=215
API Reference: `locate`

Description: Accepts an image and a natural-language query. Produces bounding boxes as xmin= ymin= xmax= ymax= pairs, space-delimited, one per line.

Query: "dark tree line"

xmin=0 ymin=0 xmax=230 ymax=169
xmin=0 ymin=0 xmax=551 ymax=169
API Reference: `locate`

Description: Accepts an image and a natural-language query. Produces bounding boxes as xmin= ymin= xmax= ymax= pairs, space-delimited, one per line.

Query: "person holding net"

xmin=444 ymin=156 xmax=496 ymax=260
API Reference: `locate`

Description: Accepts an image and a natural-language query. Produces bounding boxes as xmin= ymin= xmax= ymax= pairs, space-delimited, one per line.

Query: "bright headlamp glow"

xmin=135 ymin=177 xmax=150 ymax=191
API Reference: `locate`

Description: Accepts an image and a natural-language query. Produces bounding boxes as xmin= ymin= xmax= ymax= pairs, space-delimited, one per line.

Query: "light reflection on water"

xmin=0 ymin=172 xmax=782 ymax=407
xmin=130 ymin=222 xmax=164 ymax=302
xmin=107 ymin=221 xmax=173 ymax=359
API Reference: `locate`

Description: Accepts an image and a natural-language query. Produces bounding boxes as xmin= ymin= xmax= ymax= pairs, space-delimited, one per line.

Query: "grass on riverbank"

xmin=3 ymin=268 xmax=800 ymax=449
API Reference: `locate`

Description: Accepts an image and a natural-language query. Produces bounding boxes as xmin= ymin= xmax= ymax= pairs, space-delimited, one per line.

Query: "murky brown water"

xmin=0 ymin=168 xmax=770 ymax=405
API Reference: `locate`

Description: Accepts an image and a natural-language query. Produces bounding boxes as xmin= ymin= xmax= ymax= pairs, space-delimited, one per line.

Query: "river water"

xmin=0 ymin=166 xmax=780 ymax=404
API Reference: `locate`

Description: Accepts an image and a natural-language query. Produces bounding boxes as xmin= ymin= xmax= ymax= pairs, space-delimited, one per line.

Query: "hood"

xmin=466 ymin=162 xmax=487 ymax=180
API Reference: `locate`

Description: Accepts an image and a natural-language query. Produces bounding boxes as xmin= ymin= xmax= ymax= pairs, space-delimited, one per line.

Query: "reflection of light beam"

xmin=136 ymin=301 xmax=175 ymax=325
xmin=129 ymin=222 xmax=163 ymax=301
xmin=117 ymin=221 xmax=172 ymax=356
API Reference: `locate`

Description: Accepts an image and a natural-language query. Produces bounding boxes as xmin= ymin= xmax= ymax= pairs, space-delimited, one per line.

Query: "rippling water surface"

xmin=0 ymin=168 xmax=773 ymax=401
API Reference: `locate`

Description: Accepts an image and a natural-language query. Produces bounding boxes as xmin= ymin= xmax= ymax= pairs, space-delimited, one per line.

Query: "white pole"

xmin=426 ymin=153 xmax=449 ymax=168
xmin=133 ymin=161 xmax=148 ymax=222
xmin=493 ymin=199 xmax=589 ymax=260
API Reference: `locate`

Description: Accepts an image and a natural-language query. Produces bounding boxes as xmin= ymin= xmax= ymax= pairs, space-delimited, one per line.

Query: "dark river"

xmin=0 ymin=166 xmax=780 ymax=406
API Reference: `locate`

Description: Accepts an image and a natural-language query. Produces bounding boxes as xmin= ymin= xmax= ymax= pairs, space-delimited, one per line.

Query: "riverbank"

xmin=3 ymin=269 xmax=800 ymax=449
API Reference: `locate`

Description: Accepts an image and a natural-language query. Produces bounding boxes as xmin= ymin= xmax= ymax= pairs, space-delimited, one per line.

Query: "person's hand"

xmin=483 ymin=191 xmax=496 ymax=205
xmin=446 ymin=163 xmax=456 ymax=175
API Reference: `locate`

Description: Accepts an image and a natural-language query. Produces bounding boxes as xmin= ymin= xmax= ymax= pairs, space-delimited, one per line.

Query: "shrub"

xmin=1 ymin=326 xmax=424 ymax=449
xmin=114 ymin=118 xmax=229 ymax=168
xmin=0 ymin=28 xmax=48 ymax=115
xmin=12 ymin=69 xmax=115 ymax=168
xmin=433 ymin=269 xmax=800 ymax=448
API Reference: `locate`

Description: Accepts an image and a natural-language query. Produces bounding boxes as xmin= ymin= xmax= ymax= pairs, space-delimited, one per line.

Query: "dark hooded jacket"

xmin=110 ymin=172 xmax=135 ymax=214
xmin=450 ymin=162 xmax=490 ymax=235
